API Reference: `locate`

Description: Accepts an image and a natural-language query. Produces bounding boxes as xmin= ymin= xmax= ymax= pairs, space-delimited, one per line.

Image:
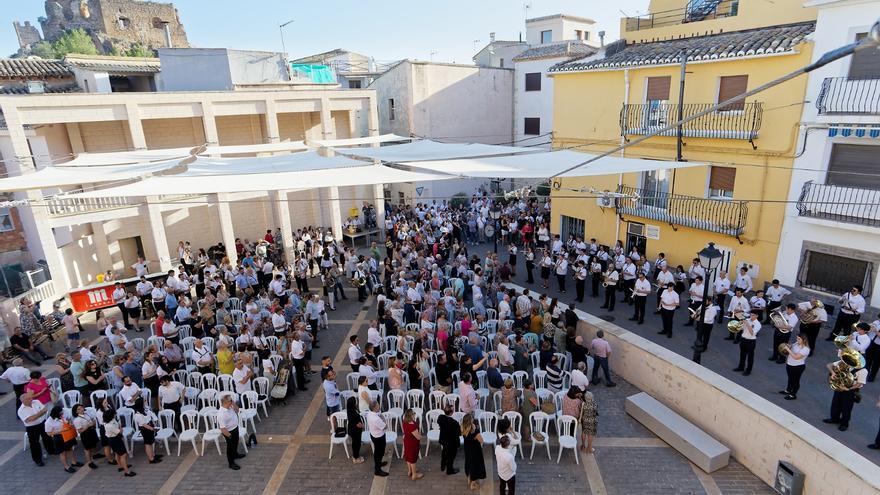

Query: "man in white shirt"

xmin=348 ymin=335 xmax=363 ymax=373
xmin=18 ymin=395 xmax=52 ymax=466
xmin=366 ymin=401 xmax=389 ymax=476
xmin=192 ymin=339 xmax=213 ymax=374
xmin=290 ymin=333 xmax=308 ymax=392
xmin=797 ymin=298 xmax=827 ymax=357
xmin=733 ymin=312 xmax=761 ymax=376
xmin=232 ymin=359 xmax=253 ymax=395
xmin=554 ymin=255 xmax=568 ymax=294
xmin=823 ymin=356 xmax=867 ymax=432
xmin=218 ymin=394 xmax=243 ymax=470
xmin=696 ymin=301 xmax=719 ymax=351
xmin=112 ymin=282 xmax=128 ymax=328
xmin=620 ymin=259 xmax=637 ymax=304
xmin=769 ymin=304 xmax=799 ymax=364
xmin=713 ymin=271 xmax=731 ymax=323
xmin=157 ymin=375 xmax=185 ymax=415
xmin=850 ymin=323 xmax=871 ymax=355
xmin=734 ymin=266 xmax=753 ymax=295
xmin=119 ymin=375 xmax=142 ymax=406
xmin=749 ymin=290 xmax=767 ymax=322
xmin=131 ymin=257 xmax=149 ymax=278
xmin=725 ymin=288 xmax=751 ymax=342
xmin=601 ymin=266 xmax=619 ymax=312
xmin=271 ymin=308 xmax=287 ymax=335
xmin=515 ymin=290 xmax=532 ymax=317
xmin=830 ymin=285 xmax=866 ymax=340
xmin=498 ymin=295 xmax=511 ymax=322
xmin=495 ymin=435 xmax=517 ymax=493
xmin=764 ymin=279 xmax=791 ymax=322
xmin=571 ymin=361 xmax=590 ymax=391
xmin=1 ymin=358 xmax=32 ymax=411
xmin=366 ymin=321 xmax=382 ymax=349
xmin=629 ymin=272 xmax=651 ymax=325
xmin=136 ymin=276 xmax=154 ymax=317
xmin=655 ymin=266 xmax=675 ymax=312
xmin=658 ymin=283 xmax=680 ymax=338
xmin=684 ymin=276 xmax=705 ymax=327
xmin=687 ymin=258 xmax=706 ymax=286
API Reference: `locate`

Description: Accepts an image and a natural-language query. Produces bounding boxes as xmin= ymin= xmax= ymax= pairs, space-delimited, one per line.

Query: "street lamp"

xmin=694 ymin=242 xmax=723 ymax=361
xmin=489 ymin=205 xmax=502 ymax=254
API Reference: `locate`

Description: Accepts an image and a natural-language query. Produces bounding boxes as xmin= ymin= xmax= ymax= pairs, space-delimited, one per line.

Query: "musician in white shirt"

xmin=734 ymin=266 xmax=753 ymax=294
xmin=620 ymin=259 xmax=637 ymax=304
xmin=574 ymin=261 xmax=588 ymax=303
xmin=658 ymin=283 xmax=680 ymax=338
xmin=601 ymin=266 xmax=619 ymax=312
xmin=687 ymin=258 xmax=705 ymax=285
xmin=713 ymin=271 xmax=731 ymax=323
xmin=850 ymin=323 xmax=871 ymax=355
xmin=554 ymin=255 xmax=569 ymax=294
xmin=630 ymin=273 xmax=652 ymax=325
xmin=684 ymin=277 xmax=704 ymax=327
xmin=655 ymin=266 xmax=675 ymax=312
xmin=749 ymin=289 xmax=767 ymax=322
xmin=797 ymin=298 xmax=826 ymax=356
xmin=781 ymin=334 xmax=809 ymax=400
xmin=697 ymin=301 xmax=719 ymax=351
xmin=830 ymin=285 xmax=866 ymax=340
xmin=770 ymin=304 xmax=799 ymax=364
xmin=764 ymin=279 xmax=791 ymax=321
xmin=733 ymin=312 xmax=761 ymax=376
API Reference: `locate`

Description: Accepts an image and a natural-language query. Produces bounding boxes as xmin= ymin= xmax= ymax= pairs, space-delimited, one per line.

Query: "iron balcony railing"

xmin=816 ymin=77 xmax=880 ymax=115
xmin=620 ymin=102 xmax=762 ymax=141
xmin=796 ymin=181 xmax=880 ymax=227
xmin=616 ymin=185 xmax=748 ymax=236
xmin=624 ymin=0 xmax=739 ymax=32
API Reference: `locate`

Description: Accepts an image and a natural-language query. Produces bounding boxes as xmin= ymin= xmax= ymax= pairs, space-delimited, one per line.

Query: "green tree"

xmin=51 ymin=28 xmax=97 ymax=57
xmin=29 ymin=41 xmax=55 ymax=59
xmin=124 ymin=42 xmax=155 ymax=58
xmin=449 ymin=192 xmax=470 ymax=210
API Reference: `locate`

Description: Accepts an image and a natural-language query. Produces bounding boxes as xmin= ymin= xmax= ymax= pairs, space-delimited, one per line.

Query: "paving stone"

xmin=595 ymin=446 xmax=707 ymax=495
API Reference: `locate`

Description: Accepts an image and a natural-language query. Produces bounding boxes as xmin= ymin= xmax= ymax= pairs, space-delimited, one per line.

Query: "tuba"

xmin=769 ymin=307 xmax=792 ymax=334
xmin=726 ymin=310 xmax=745 ymax=333
xmin=828 ymin=336 xmax=866 ymax=392
xmin=798 ymin=300 xmax=824 ymax=324
xmin=777 ymin=343 xmax=791 ymax=356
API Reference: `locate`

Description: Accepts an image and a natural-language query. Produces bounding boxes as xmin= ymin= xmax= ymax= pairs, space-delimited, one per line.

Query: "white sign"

xmin=646 ymin=225 xmax=660 ymax=240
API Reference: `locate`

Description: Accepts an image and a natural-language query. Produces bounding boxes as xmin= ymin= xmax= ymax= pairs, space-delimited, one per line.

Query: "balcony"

xmin=624 ymin=0 xmax=739 ymax=32
xmin=616 ymin=185 xmax=748 ymax=237
xmin=620 ymin=102 xmax=762 ymax=142
xmin=796 ymin=181 xmax=880 ymax=227
xmin=816 ymin=77 xmax=880 ymax=115
xmin=46 ymin=196 xmax=132 ymax=217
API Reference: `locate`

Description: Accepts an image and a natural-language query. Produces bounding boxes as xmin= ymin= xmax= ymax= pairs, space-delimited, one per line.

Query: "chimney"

xmin=598 ymin=30 xmax=606 ymax=47
xmin=162 ymin=21 xmax=173 ymax=48
xmin=490 ymin=32 xmax=496 ymax=43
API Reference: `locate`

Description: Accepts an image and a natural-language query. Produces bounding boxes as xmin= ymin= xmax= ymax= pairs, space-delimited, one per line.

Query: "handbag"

xmin=540 ymin=401 xmax=556 ymax=415
xmin=334 ymin=427 xmax=347 ymax=438
xmin=60 ymin=420 xmax=77 ymax=443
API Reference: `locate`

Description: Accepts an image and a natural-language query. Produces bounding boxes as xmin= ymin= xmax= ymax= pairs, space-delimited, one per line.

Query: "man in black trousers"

xmin=367 ymin=401 xmax=389 ymax=476
xmin=438 ymin=404 xmax=460 ymax=475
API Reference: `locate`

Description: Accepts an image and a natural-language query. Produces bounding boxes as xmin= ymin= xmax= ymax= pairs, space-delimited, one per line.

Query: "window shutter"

xmin=709 ymin=166 xmax=736 ymax=191
xmin=525 ymin=73 xmax=541 ymax=91
xmin=849 ymin=33 xmax=880 ymax=80
xmin=645 ymin=76 xmax=671 ymax=101
xmin=718 ymin=75 xmax=748 ymax=110
xmin=524 ymin=118 xmax=540 ymax=135
xmin=827 ymin=144 xmax=880 ymax=189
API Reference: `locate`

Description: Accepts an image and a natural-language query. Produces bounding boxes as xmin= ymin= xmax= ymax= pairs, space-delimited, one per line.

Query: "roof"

xmin=0 ymin=83 xmax=81 ymax=95
xmin=549 ymin=21 xmax=816 ymax=72
xmin=472 ymin=40 xmax=528 ymax=60
xmin=0 ymin=58 xmax=71 ymax=79
xmin=512 ymin=41 xmax=597 ymax=62
xmin=526 ymin=14 xmax=596 ymax=24
xmin=291 ymin=48 xmax=368 ymax=64
xmin=64 ymin=54 xmax=160 ymax=74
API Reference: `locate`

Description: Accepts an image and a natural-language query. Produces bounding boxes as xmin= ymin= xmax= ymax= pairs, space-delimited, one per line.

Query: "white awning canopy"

xmin=61 ymin=148 xmax=195 ymax=167
xmin=399 ymin=150 xmax=707 ymax=179
xmin=0 ymin=159 xmax=183 ymax=192
xmin=334 ymin=140 xmax=542 ymax=162
xmin=312 ymin=134 xmax=412 ymax=147
xmin=202 ymin=141 xmax=308 ymax=155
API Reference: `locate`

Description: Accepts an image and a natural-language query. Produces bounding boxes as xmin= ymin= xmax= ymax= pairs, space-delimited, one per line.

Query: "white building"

xmin=369 ymin=60 xmax=514 ymax=202
xmin=524 ymin=14 xmax=602 ymax=47
xmin=774 ymin=0 xmax=880 ymax=306
xmin=472 ymin=34 xmax=528 ymax=69
xmin=291 ymin=49 xmax=398 ymax=89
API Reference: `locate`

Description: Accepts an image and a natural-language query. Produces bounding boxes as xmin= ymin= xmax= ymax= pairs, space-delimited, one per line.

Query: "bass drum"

xmin=483 ymin=225 xmax=496 ymax=239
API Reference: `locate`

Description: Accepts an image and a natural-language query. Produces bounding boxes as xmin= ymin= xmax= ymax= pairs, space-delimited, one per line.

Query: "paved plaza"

xmin=0 ymin=287 xmax=775 ymax=494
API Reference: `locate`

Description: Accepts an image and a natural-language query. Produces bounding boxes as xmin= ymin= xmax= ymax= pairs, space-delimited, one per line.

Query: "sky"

xmin=1 ymin=0 xmax=649 ymax=61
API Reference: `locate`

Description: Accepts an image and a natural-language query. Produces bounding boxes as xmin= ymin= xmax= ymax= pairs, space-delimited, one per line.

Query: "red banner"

xmin=69 ymin=284 xmax=116 ymax=312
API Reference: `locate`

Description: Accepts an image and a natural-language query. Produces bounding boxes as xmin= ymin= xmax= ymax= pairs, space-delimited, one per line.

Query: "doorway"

xmin=117 ymin=236 xmax=144 ymax=277
xmin=626 ymin=222 xmax=647 ymax=256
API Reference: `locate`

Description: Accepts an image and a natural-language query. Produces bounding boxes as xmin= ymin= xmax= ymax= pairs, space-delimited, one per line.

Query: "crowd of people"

xmin=3 ymin=190 xmax=880 ymax=488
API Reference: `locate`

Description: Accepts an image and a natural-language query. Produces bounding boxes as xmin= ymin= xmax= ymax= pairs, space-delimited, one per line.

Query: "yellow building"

xmin=548 ymin=0 xmax=817 ymax=286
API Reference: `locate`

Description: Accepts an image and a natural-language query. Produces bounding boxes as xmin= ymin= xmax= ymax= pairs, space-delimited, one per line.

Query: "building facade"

xmin=549 ymin=0 xmax=817 ymax=289
xmin=291 ymin=49 xmax=398 ymax=89
xmin=774 ymin=0 xmax=880 ymax=306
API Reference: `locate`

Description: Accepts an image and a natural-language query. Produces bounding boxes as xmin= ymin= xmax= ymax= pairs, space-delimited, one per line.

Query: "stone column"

xmin=201 ymin=100 xmax=219 ymax=145
xmin=265 ymin=98 xmax=280 ymax=144
xmin=144 ymin=196 xmax=172 ymax=271
xmin=328 ymin=186 xmax=343 ymax=241
xmin=125 ymin=102 xmax=147 ymax=150
xmin=273 ymin=190 xmax=295 ymax=264
xmin=215 ymin=193 xmax=238 ymax=264
xmin=90 ymin=221 xmax=114 ymax=273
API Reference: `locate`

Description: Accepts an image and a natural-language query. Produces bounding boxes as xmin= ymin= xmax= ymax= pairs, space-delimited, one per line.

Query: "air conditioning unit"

xmin=596 ymin=196 xmax=614 ymax=208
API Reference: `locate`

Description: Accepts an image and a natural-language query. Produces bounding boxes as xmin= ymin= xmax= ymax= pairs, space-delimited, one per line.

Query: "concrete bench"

xmin=625 ymin=392 xmax=730 ymax=473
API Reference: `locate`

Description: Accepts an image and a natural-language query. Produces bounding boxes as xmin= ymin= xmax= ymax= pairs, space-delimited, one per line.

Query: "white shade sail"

xmin=0 ymin=159 xmax=183 ymax=192
xmin=202 ymin=141 xmax=308 ymax=155
xmin=312 ymin=134 xmax=412 ymax=147
xmin=61 ymin=147 xmax=195 ymax=167
xmin=334 ymin=140 xmax=542 ymax=162
xmin=399 ymin=150 xmax=707 ymax=179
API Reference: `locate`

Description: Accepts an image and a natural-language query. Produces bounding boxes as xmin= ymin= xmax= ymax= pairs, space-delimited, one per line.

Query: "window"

xmin=641 ymin=169 xmax=670 ymax=209
xmin=524 ymin=117 xmax=540 ymax=135
xmin=798 ymin=250 xmax=873 ymax=296
xmin=561 ymin=215 xmax=585 ymax=241
xmin=500 ymin=58 xmax=505 ymax=68
xmin=348 ymin=80 xmax=362 ymax=89
xmin=708 ymin=166 xmax=736 ymax=199
xmin=849 ymin=33 xmax=880 ymax=80
xmin=0 ymin=208 xmax=14 ymax=232
xmin=827 ymin=143 xmax=880 ymax=189
xmin=388 ymin=98 xmax=396 ymax=121
xmin=525 ymin=72 xmax=541 ymax=92
xmin=717 ymin=75 xmax=748 ymax=111
xmin=575 ymin=30 xmax=582 ymax=40
xmin=645 ymin=76 xmax=671 ymax=127
xmin=584 ymin=31 xmax=590 ymax=41
xmin=541 ymin=30 xmax=552 ymax=44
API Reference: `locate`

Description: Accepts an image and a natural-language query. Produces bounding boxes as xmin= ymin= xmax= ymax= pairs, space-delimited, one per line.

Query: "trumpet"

xmin=727 ymin=319 xmax=744 ymax=334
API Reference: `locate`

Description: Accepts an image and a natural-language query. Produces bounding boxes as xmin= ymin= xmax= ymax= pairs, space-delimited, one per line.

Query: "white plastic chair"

xmin=46 ymin=378 xmax=62 ymax=401
xmin=199 ymin=408 xmax=223 ymax=455
xmin=201 ymin=373 xmax=218 ymax=391
xmin=198 ymin=388 xmax=218 ymax=409
xmin=382 ymin=412 xmax=400 ymax=458
xmin=557 ymin=414 xmax=579 ymax=464
xmin=346 ymin=373 xmax=361 ymax=391
xmin=328 ymin=411 xmax=350 ymax=459
xmin=217 ymin=374 xmax=235 ymax=392
xmin=512 ymin=371 xmax=528 ymax=390
xmin=178 ymin=409 xmax=200 ymax=455
xmin=116 ymin=407 xmax=135 ymax=456
xmin=529 ymin=411 xmax=552 ymax=460
xmin=62 ymin=390 xmax=81 ymax=409
xmin=442 ymin=393 xmax=460 ymax=412
xmin=156 ymin=409 xmax=177 ymax=455
xmin=147 ymin=336 xmax=165 ymax=349
xmin=187 ymin=371 xmax=203 ymax=390
xmin=240 ymin=391 xmax=260 ymax=429
xmin=502 ymin=411 xmax=524 ymax=458
xmin=89 ymin=390 xmax=108 ymax=410
xmin=252 ymin=377 xmax=270 ymax=418
xmin=424 ymin=409 xmax=442 ymax=456
xmin=385 ymin=390 xmax=405 ymax=432
xmin=477 ymin=411 xmax=498 ymax=446
xmin=428 ymin=390 xmax=445 ymax=411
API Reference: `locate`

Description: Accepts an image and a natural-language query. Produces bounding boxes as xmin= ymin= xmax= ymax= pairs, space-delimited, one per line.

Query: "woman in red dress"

xmin=402 ymin=409 xmax=424 ymax=480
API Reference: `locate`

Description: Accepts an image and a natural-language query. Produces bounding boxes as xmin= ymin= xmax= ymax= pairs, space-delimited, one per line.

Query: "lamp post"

xmin=489 ymin=205 xmax=502 ymax=254
xmin=694 ymin=242 xmax=723 ymax=362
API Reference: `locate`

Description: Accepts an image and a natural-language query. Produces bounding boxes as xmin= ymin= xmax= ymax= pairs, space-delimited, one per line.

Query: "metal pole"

xmin=550 ymin=35 xmax=877 ymax=180
xmin=494 ymin=217 xmax=499 ymax=254
xmin=676 ymin=51 xmax=686 ymax=162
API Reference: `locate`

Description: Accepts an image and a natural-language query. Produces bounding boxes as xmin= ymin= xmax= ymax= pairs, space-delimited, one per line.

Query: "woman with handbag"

xmin=102 ymin=409 xmax=135 ymax=476
xmin=132 ymin=397 xmax=162 ymax=464
xmin=579 ymin=388 xmax=599 ymax=454
xmin=45 ymin=405 xmax=82 ymax=473
xmin=461 ymin=413 xmax=486 ymax=491
xmin=345 ymin=396 xmax=365 ymax=464
xmin=72 ymin=403 xmax=100 ymax=469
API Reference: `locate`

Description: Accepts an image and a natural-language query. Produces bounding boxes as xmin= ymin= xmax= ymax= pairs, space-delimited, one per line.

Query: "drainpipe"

xmin=616 ymin=68 xmax=630 ymax=244
xmin=162 ymin=21 xmax=173 ymax=48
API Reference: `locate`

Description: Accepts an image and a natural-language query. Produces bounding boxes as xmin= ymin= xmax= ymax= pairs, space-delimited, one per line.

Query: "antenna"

xmin=472 ymin=39 xmax=481 ymax=53
xmin=430 ymin=50 xmax=437 ymax=62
